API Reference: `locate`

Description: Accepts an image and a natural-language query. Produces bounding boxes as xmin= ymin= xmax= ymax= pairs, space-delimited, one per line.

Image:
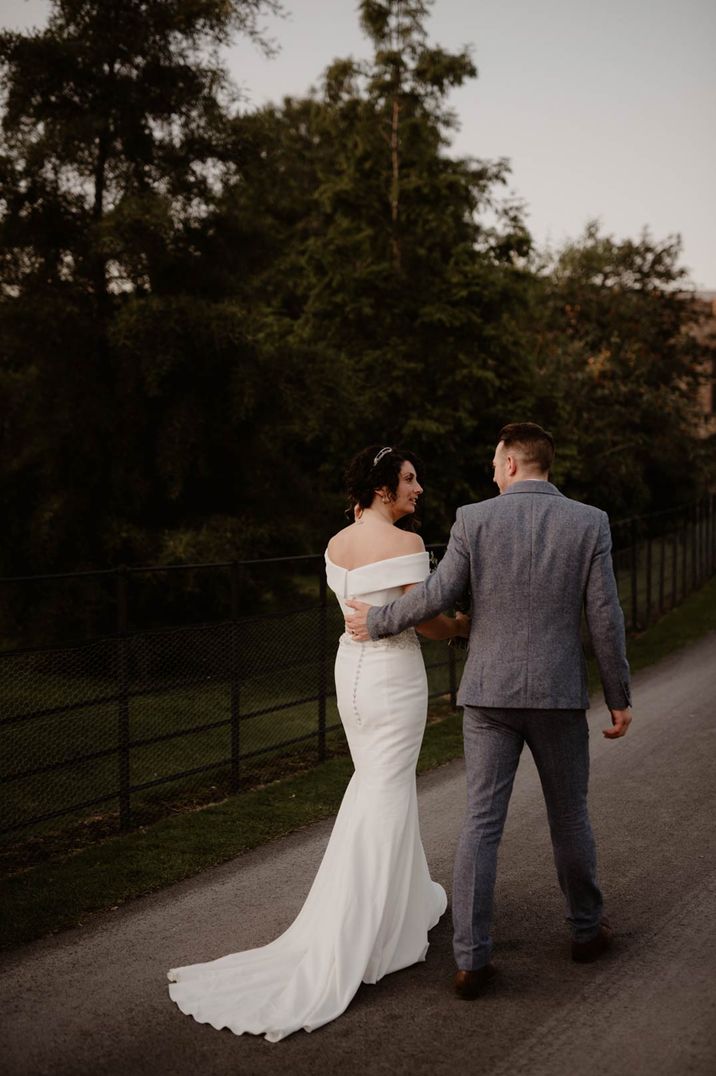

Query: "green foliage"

xmin=216 ymin=0 xmax=533 ymax=538
xmin=0 ymin=1 xmax=288 ymax=572
xmin=524 ymin=222 xmax=714 ymax=517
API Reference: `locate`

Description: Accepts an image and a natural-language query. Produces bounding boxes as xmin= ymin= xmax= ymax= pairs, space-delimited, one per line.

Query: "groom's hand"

xmin=344 ymin=599 xmax=371 ymax=641
xmin=603 ymin=708 xmax=632 ymax=738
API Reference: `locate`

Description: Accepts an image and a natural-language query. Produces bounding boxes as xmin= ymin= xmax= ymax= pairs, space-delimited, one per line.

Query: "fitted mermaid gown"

xmin=167 ymin=551 xmax=446 ymax=1042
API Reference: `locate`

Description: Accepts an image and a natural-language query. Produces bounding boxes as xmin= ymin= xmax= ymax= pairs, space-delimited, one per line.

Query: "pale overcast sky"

xmin=4 ymin=0 xmax=715 ymax=288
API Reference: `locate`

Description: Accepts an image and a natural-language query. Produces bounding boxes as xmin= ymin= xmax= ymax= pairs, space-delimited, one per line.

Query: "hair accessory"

xmin=373 ymin=447 xmax=392 ymax=467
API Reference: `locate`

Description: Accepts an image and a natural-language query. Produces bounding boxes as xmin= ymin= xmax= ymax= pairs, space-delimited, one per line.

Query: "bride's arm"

xmin=402 ymin=583 xmax=470 ymax=640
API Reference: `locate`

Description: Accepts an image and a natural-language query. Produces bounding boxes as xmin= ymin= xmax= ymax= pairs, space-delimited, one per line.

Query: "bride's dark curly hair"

xmin=344 ymin=445 xmax=423 ymax=527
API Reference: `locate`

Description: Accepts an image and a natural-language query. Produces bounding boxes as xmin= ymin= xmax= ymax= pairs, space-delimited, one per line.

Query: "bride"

xmin=167 ymin=445 xmax=469 ymax=1041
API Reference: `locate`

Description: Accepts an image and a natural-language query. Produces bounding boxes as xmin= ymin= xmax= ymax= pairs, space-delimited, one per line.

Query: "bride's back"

xmin=327 ymin=520 xmax=423 ymax=571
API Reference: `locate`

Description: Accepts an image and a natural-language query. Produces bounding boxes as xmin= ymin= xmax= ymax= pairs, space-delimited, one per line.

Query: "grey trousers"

xmin=453 ymin=706 xmax=604 ymax=970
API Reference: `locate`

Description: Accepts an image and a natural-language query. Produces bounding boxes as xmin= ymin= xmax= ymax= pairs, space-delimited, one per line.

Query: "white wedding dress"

xmin=167 ymin=551 xmax=446 ymax=1042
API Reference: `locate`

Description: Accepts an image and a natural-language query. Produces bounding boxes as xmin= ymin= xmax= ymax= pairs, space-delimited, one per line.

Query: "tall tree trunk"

xmin=92 ymin=129 xmax=109 ymax=302
xmin=390 ymin=93 xmax=401 ymax=272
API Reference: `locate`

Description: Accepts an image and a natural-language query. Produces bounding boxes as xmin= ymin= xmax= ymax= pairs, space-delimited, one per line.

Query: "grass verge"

xmin=2 ymin=575 xmax=714 ymax=953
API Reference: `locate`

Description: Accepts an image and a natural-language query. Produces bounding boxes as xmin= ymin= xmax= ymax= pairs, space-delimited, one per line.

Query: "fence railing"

xmin=610 ymin=494 xmax=715 ymax=631
xmin=1 ymin=494 xmax=714 ymax=850
xmin=0 ymin=545 xmax=465 ymax=846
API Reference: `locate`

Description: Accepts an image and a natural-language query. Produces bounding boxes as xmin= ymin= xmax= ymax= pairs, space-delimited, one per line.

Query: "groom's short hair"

xmin=498 ymin=422 xmax=555 ymax=473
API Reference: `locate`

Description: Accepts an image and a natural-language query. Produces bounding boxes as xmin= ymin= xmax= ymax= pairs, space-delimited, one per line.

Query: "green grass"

xmin=1 ymin=576 xmax=714 ymax=952
xmin=625 ymin=573 xmax=716 ymax=672
xmin=0 ymin=753 xmax=358 ymax=950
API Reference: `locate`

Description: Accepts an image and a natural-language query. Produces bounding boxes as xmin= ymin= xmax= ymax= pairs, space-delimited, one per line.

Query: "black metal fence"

xmin=0 ymin=547 xmax=465 ymax=848
xmin=610 ymin=496 xmax=715 ymax=632
xmin=1 ymin=494 xmax=714 ymax=851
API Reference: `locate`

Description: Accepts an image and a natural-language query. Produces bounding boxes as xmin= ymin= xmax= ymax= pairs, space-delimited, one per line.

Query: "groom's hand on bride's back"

xmin=603 ymin=709 xmax=632 ymax=739
xmin=345 ymin=599 xmax=372 ymax=641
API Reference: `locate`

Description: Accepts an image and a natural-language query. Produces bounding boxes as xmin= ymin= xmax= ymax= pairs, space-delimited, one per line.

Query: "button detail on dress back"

xmin=352 ymin=648 xmax=365 ymax=725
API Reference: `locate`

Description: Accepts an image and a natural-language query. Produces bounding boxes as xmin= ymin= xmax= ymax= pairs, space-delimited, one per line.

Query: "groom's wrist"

xmin=366 ymin=606 xmax=383 ymax=640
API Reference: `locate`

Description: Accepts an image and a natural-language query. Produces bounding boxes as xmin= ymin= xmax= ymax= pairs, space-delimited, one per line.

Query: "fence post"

xmin=682 ymin=515 xmax=688 ymax=602
xmin=116 ymin=566 xmax=131 ymax=832
xmin=689 ymin=501 xmax=693 ymax=593
xmin=630 ymin=519 xmax=639 ymax=631
xmin=317 ymin=566 xmax=327 ymax=762
xmin=645 ymin=535 xmax=653 ymax=626
xmin=705 ymin=496 xmax=710 ymax=582
xmin=229 ymin=563 xmax=241 ymax=794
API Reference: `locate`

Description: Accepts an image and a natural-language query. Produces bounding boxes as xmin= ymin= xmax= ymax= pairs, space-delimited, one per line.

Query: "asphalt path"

xmin=2 ymin=634 xmax=715 ymax=1075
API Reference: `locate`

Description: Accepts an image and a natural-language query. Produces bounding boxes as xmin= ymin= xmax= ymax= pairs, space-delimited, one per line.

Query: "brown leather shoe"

xmin=454 ymin=964 xmax=497 ymax=999
xmin=571 ymin=920 xmax=613 ymax=963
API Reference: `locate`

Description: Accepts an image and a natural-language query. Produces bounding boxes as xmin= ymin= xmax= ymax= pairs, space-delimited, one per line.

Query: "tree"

xmin=226 ymin=0 xmax=534 ymax=540
xmin=0 ymin=0 xmax=282 ymax=572
xmin=526 ymin=222 xmax=713 ymax=517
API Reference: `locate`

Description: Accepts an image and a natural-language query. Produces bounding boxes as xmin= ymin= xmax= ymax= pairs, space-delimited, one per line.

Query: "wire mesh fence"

xmin=0 ymin=548 xmax=465 ymax=854
xmin=1 ymin=494 xmax=714 ymax=856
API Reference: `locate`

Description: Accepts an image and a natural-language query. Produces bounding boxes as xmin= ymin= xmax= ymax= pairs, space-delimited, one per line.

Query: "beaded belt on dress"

xmin=340 ymin=627 xmax=421 ymax=651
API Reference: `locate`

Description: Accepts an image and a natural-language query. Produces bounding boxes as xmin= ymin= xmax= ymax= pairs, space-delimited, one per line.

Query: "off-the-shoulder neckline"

xmin=324 ymin=550 xmax=428 ymax=573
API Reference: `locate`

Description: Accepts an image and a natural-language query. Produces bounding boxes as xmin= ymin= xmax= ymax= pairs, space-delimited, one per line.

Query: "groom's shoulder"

xmin=456 ymin=496 xmax=500 ymax=523
xmin=539 ymin=491 xmax=608 ymax=529
xmin=559 ymin=493 xmax=608 ymax=522
xmin=458 ymin=496 xmax=496 ymax=513
xmin=456 ymin=491 xmax=607 ymax=525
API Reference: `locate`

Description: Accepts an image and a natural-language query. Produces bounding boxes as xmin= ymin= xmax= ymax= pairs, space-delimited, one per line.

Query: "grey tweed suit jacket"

xmin=367 ymin=480 xmax=631 ymax=711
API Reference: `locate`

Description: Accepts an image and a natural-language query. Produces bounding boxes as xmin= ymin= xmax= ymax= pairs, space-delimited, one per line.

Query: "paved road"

xmin=2 ymin=634 xmax=715 ymax=1075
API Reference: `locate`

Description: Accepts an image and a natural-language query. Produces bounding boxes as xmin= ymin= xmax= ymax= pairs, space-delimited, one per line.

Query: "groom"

xmin=346 ymin=423 xmax=632 ymax=999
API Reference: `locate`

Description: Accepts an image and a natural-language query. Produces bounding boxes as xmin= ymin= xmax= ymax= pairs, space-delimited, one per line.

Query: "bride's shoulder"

xmin=397 ymin=531 xmax=426 ymax=555
xmin=325 ymin=525 xmax=353 ymax=558
xmin=325 ymin=525 xmax=425 ymax=568
xmin=326 ymin=526 xmax=348 ymax=549
xmin=367 ymin=528 xmax=425 ymax=562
